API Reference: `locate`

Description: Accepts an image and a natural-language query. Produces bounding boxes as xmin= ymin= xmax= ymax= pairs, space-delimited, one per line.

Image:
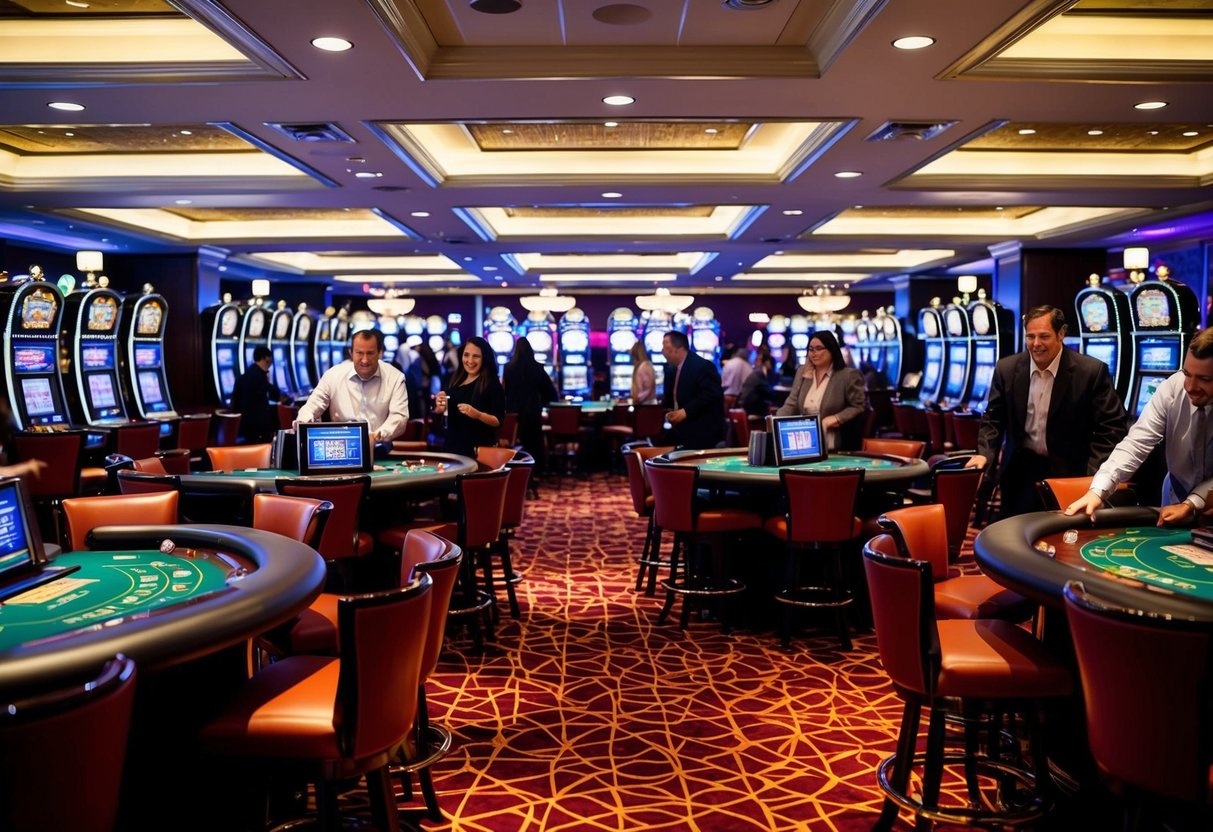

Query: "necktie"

xmin=672 ymin=360 xmax=683 ymax=408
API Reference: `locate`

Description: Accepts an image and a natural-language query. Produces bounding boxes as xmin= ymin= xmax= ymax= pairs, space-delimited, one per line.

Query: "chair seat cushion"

xmin=697 ymin=509 xmax=762 ymax=533
xmin=935 ymin=575 xmax=1035 ymax=621
xmin=80 ymin=467 xmax=107 ymax=490
xmin=763 ymin=515 xmax=861 ymax=542
xmin=287 ymin=595 xmax=339 ymax=655
xmin=199 ymin=656 xmax=341 ymax=759
xmin=935 ymin=619 xmax=1072 ymax=700
xmin=601 ymin=426 xmax=634 ymax=437
xmin=378 ymin=522 xmax=457 ymax=553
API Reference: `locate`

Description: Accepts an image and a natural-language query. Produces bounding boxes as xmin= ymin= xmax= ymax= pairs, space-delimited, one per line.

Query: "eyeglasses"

xmin=807 ymin=346 xmax=827 ymax=353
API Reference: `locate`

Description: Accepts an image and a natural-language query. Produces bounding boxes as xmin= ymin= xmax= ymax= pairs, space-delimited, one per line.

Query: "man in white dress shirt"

xmin=296 ymin=328 xmax=409 ymax=444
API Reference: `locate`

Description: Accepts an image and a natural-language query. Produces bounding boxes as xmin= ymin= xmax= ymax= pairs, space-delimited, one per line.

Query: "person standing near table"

xmin=660 ymin=330 xmax=723 ymax=450
xmin=630 ymin=340 xmax=657 ymax=405
xmin=1066 ymin=326 xmax=1213 ymax=526
xmin=967 ymin=305 xmax=1127 ymax=519
xmin=775 ymin=329 xmax=866 ymax=451
xmin=296 ymin=328 xmax=409 ymax=444
xmin=230 ymin=345 xmax=289 ymax=444
xmin=504 ymin=337 xmax=557 ymax=465
xmin=434 ymin=336 xmax=505 ymax=457
xmin=720 ymin=344 xmax=750 ymax=398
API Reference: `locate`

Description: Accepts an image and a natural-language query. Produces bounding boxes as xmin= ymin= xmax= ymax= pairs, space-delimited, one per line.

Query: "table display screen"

xmin=768 ymin=414 xmax=827 ymax=466
xmin=21 ymin=377 xmax=57 ymax=416
xmin=298 ymin=421 xmax=372 ymax=476
xmin=1084 ymin=338 xmax=1117 ymax=375
xmin=1137 ymin=338 xmax=1180 ymax=372
xmin=0 ymin=479 xmax=35 ymax=577
xmin=87 ymin=374 xmax=118 ymax=409
xmin=134 ymin=344 xmax=161 ymax=369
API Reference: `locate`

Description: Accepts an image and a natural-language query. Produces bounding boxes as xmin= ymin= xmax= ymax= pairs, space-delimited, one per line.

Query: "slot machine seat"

xmin=211 ymin=411 xmax=242 ymax=447
xmin=950 ymin=412 xmax=981 ymax=452
xmin=544 ymin=403 xmax=589 ymax=475
xmin=172 ymin=413 xmax=212 ymax=468
xmin=110 ymin=421 xmax=163 ymax=460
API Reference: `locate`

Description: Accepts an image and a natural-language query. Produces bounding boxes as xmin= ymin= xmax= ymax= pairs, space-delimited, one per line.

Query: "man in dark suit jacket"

xmin=230 ymin=345 xmax=287 ymax=444
xmin=661 ymin=330 xmax=724 ymax=450
xmin=967 ymin=305 xmax=1128 ymax=518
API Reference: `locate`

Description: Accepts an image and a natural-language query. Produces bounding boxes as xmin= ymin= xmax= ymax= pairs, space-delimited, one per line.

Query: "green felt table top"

xmin=1080 ymin=527 xmax=1213 ymax=602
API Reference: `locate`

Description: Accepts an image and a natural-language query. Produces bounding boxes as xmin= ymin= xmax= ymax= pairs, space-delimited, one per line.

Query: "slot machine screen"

xmin=561 ymin=365 xmax=589 ymax=392
xmin=487 ymin=331 xmax=516 ymax=361
xmin=789 ymin=333 xmax=809 ymax=351
xmin=1084 ymin=338 xmax=1117 ymax=375
xmin=12 ymin=344 xmax=56 ymax=374
xmin=1133 ymin=376 xmax=1165 ymax=418
xmin=525 ymin=329 xmax=553 ymax=353
xmin=944 ymin=343 xmax=970 ymax=398
xmin=921 ymin=343 xmax=943 ymax=396
xmin=21 ymin=378 xmax=56 ymax=416
xmin=692 ymin=329 xmax=718 ymax=352
xmin=81 ymin=344 xmax=114 ymax=370
xmin=137 ymin=371 xmax=165 ymax=406
xmin=1137 ymin=338 xmax=1180 ymax=372
xmin=87 ymin=374 xmax=118 ymax=410
xmin=272 ymin=346 xmax=289 ymax=390
xmin=295 ymin=347 xmax=311 ymax=387
xmin=330 ymin=347 xmax=346 ymax=367
xmin=609 ymin=330 xmax=637 ymax=354
xmin=220 ymin=368 xmax=237 ymax=397
xmin=969 ymin=344 xmax=997 ymax=402
xmin=86 ymin=297 xmax=118 ymax=331
xmin=134 ymin=344 xmax=161 ymax=369
xmin=383 ymin=334 xmax=399 ymax=354
xmin=217 ymin=345 xmax=235 ymax=369
xmin=1080 ymin=294 xmax=1111 ymax=331
xmin=611 ymin=365 xmax=633 ymax=391
xmin=562 ymin=330 xmax=589 ymax=353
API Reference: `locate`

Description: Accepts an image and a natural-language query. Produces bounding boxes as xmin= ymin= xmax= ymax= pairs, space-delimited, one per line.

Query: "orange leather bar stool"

xmin=206 ymin=443 xmax=272 ymax=471
xmin=861 ymin=437 xmax=926 ymax=459
xmin=62 ymin=490 xmax=179 ymax=551
xmin=276 ymin=475 xmax=373 ymax=591
xmin=624 ymin=442 xmax=675 ymax=596
xmin=252 ymin=493 xmax=332 ymax=549
xmin=933 ymin=466 xmax=983 ymax=563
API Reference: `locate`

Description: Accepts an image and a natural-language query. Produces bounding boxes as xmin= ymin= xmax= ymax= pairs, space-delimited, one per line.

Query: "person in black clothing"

xmin=740 ymin=354 xmax=775 ymax=418
xmin=405 ymin=341 xmax=442 ymax=424
xmin=433 ymin=336 xmax=505 ymax=457
xmin=504 ymin=338 xmax=558 ymax=466
xmin=660 ymin=329 xmax=724 ymax=450
xmin=230 ymin=345 xmax=287 ymax=444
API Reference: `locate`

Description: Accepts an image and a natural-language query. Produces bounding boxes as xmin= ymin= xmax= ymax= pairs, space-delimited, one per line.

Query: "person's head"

xmin=629 ymin=340 xmax=649 ymax=366
xmin=1183 ymin=327 xmax=1213 ymax=407
xmin=455 ymin=335 xmax=497 ymax=387
xmin=509 ymin=336 xmax=536 ymax=368
xmin=661 ymin=330 xmax=690 ymax=364
xmin=1023 ymin=305 xmax=1066 ymax=370
xmin=350 ymin=329 xmax=384 ymax=380
xmin=807 ymin=329 xmax=846 ymax=371
xmin=252 ymin=345 xmax=272 ymax=369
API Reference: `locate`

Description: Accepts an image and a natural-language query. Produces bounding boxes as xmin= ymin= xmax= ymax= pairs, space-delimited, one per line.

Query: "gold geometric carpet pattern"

xmin=421 ymin=472 xmax=983 ymax=832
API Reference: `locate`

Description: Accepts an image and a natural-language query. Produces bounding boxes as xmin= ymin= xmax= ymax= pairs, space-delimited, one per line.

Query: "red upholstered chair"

xmin=488 ymin=456 xmax=533 ymax=619
xmin=1035 ymin=475 xmax=1137 ymax=511
xmin=764 ymin=466 xmax=864 ymax=650
xmin=601 ymin=404 xmax=636 ymax=470
xmin=110 ymin=421 xmax=162 ymax=460
xmin=1064 ymin=581 xmax=1213 ymax=829
xmin=10 ymin=429 xmax=93 ymax=546
xmin=645 ymin=459 xmax=759 ymax=631
xmin=0 ymin=654 xmax=137 ymax=832
xmin=497 ymin=411 xmax=519 ymax=448
xmin=115 ymin=470 xmax=180 ymax=496
xmin=172 ymin=412 xmax=212 ymax=463
xmin=631 ymin=402 xmax=669 ymax=444
xmin=891 ymin=403 xmax=929 ymax=443
xmin=199 ymin=575 xmax=433 ymax=832
xmin=878 ymin=504 xmax=1034 ymax=622
xmin=275 ymin=402 xmax=298 ymax=431
xmin=951 ymin=411 xmax=980 ymax=452
xmin=154 ymin=448 xmax=192 ymax=475
xmin=625 ymin=443 xmax=675 ymax=596
xmin=211 ymin=410 xmax=242 ymax=447
xmin=62 ymin=490 xmax=179 ymax=552
xmin=545 ymin=403 xmax=586 ymax=475
xmin=206 ymin=443 xmax=272 ymax=472
xmin=391 ymin=419 xmax=430 ymax=454
xmin=862 ymin=437 xmax=925 ymax=459
xmin=933 ymin=466 xmax=983 ymax=563
xmin=925 ymin=408 xmax=954 ymax=455
xmin=131 ymin=455 xmax=168 ymax=474
xmin=252 ymin=493 xmax=332 ymax=550
xmin=475 ymin=444 xmax=517 ymax=471
xmin=863 ymin=535 xmax=1072 ymax=831
xmin=276 ymin=475 xmax=374 ymax=589
xmin=727 ymin=408 xmax=751 ymax=447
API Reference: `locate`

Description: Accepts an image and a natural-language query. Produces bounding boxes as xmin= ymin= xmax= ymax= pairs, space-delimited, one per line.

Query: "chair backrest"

xmin=252 ymin=493 xmax=333 ymax=549
xmin=635 ymin=444 xmax=675 ymax=489
xmin=610 ymin=402 xmax=632 ymax=426
xmin=547 ymin=403 xmax=582 ymax=435
xmin=727 ymin=408 xmax=751 ymax=447
xmin=632 ymin=403 xmax=668 ymax=439
xmin=892 ymin=403 xmax=929 ymax=439
xmin=63 ymin=491 xmax=179 ymax=551
xmin=401 ymin=531 xmax=463 ymax=680
xmin=644 ymin=460 xmax=698 ymax=534
xmin=1037 ymin=476 xmax=1094 ymax=511
xmin=951 ymin=412 xmax=980 ymax=451
xmin=623 ymin=450 xmax=650 ymax=515
xmin=275 ymin=475 xmax=371 ymax=560
xmin=174 ymin=413 xmax=212 ymax=452
xmin=0 ymin=654 xmax=136 ymax=832
xmin=781 ymin=467 xmax=864 ymax=543
xmin=211 ymin=411 xmax=242 ymax=447
xmin=476 ymin=445 xmax=517 ymax=470
xmin=116 ymin=470 xmax=180 ymax=496
xmin=11 ymin=430 xmax=86 ymax=499
xmin=924 ymin=408 xmax=947 ymax=454
xmin=453 ymin=469 xmax=510 ymax=550
xmin=862 ymin=437 xmax=926 ymax=459
xmin=276 ymin=402 xmax=298 ymax=431
xmin=933 ymin=467 xmax=982 ymax=560
xmin=336 ymin=574 xmax=432 ymax=761
xmin=1064 ymin=581 xmax=1213 ymax=804
xmin=878 ymin=503 xmax=950 ymax=578
xmin=501 ymin=459 xmax=533 ymax=529
xmin=132 ymin=455 xmax=168 ymax=474
xmin=863 ymin=535 xmax=937 ymax=697
xmin=155 ymin=449 xmax=192 ymax=475
xmin=499 ymin=411 xmax=519 ymax=446
xmin=206 ymin=443 xmax=272 ymax=472
xmin=112 ymin=422 xmax=162 ymax=459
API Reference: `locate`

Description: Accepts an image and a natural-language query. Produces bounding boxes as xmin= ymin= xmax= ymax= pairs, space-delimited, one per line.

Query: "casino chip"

xmin=159 ymin=539 xmax=176 ymax=554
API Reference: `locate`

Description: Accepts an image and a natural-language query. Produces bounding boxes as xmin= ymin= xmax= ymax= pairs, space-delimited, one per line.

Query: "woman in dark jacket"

xmin=503 ymin=338 xmax=558 ymax=465
xmin=433 ymin=336 xmax=505 ymax=457
xmin=775 ymin=329 xmax=866 ymax=451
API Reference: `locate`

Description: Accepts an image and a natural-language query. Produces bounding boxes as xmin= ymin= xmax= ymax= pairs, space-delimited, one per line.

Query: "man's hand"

xmin=964 ymin=454 xmax=987 ymax=470
xmin=822 ymin=415 xmax=841 ymax=431
xmin=1063 ymin=490 xmax=1104 ymax=519
xmin=667 ymin=408 xmax=687 ymax=425
xmin=1157 ymin=501 xmax=1196 ymax=527
xmin=370 ymin=430 xmax=382 ymax=444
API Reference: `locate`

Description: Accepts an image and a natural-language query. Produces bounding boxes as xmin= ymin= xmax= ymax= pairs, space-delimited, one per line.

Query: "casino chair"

xmin=276 ymin=402 xmax=298 ymax=431
xmin=211 ymin=410 xmax=242 ymax=447
xmin=631 ymin=402 xmax=669 ymax=444
xmin=206 ymin=443 xmax=272 ymax=472
xmin=933 ymin=466 xmax=984 ymax=563
xmin=276 ymin=475 xmax=374 ymax=591
xmin=10 ymin=429 xmax=103 ymax=547
xmin=110 ymin=421 xmax=163 ymax=460
xmin=172 ymin=412 xmax=212 ymax=461
xmin=391 ymin=418 xmax=430 ymax=454
xmin=951 ymin=412 xmax=981 ymax=453
xmin=763 ymin=466 xmax=864 ymax=650
xmin=62 ymin=490 xmax=180 ymax=552
xmin=116 ymin=470 xmax=180 ymax=496
xmin=646 ymin=458 xmax=759 ymax=632
xmin=863 ymin=535 xmax=1072 ymax=831
xmin=544 ymin=403 xmax=588 ymax=476
xmin=1036 ymin=475 xmax=1137 ymax=512
xmin=924 ymin=408 xmax=953 ymax=457
xmin=0 ymin=653 xmax=137 ymax=832
xmin=199 ymin=575 xmax=433 ymax=832
xmin=475 ymin=444 xmax=517 ymax=471
xmin=487 ymin=454 xmax=533 ymax=619
xmin=862 ymin=437 xmax=926 ymax=459
xmin=154 ymin=448 xmax=192 ymax=474
xmin=252 ymin=493 xmax=333 ymax=550
xmin=625 ymin=443 xmax=676 ymax=596
xmin=497 ymin=411 xmax=520 ymax=448
xmin=727 ymin=408 xmax=751 ymax=448
xmin=878 ymin=503 xmax=1035 ymax=623
xmin=892 ymin=403 xmax=930 ymax=444
xmin=1063 ymin=580 xmax=1213 ymax=831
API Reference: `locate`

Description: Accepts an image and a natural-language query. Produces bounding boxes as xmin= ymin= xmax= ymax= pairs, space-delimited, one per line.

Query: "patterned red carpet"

xmin=417 ymin=472 xmax=984 ymax=832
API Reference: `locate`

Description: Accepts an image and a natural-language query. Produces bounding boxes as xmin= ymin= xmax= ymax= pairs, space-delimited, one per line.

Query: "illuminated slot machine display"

xmin=402 ymin=314 xmax=425 ymax=355
xmin=267 ymin=303 xmax=296 ymax=397
xmin=641 ymin=310 xmax=674 ymax=394
xmin=378 ymin=314 xmax=401 ymax=365
xmin=1074 ymin=274 xmax=1133 ymax=403
xmin=916 ymin=301 xmax=946 ymax=405
xmin=788 ymin=314 xmax=811 ymax=367
xmin=747 ymin=313 xmax=769 ymax=363
xmin=62 ymin=281 xmax=128 ymax=444
xmin=940 ymin=301 xmax=972 ymax=408
xmin=839 ymin=317 xmax=860 ymax=367
xmin=425 ymin=315 xmax=448 ymax=365
xmin=447 ymin=313 xmax=463 ymax=352
xmin=330 ymin=316 xmax=351 ymax=369
xmin=118 ymin=287 xmax=177 ymax=426
xmin=766 ymin=315 xmax=789 ymax=366
xmin=558 ymin=307 xmax=591 ymax=398
xmin=965 ymin=292 xmax=1014 ymax=413
xmin=520 ymin=311 xmax=558 ymax=380
xmin=238 ymin=303 xmax=270 ymax=374
xmin=1126 ymin=268 xmax=1198 ymax=418
xmin=876 ymin=308 xmax=907 ymax=387
xmin=690 ymin=306 xmax=721 ymax=368
xmin=853 ymin=313 xmax=873 ymax=369
xmin=201 ymin=295 xmax=244 ymax=405
xmin=607 ymin=307 xmax=640 ymax=396
xmin=313 ymin=314 xmax=333 ymax=377
xmin=289 ymin=304 xmax=316 ymax=394
xmin=483 ymin=306 xmax=517 ymax=373
xmin=0 ymin=272 xmax=73 ymax=433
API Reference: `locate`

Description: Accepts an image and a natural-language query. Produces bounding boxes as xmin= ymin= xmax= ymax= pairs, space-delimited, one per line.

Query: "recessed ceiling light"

xmin=64 ymin=132 xmax=74 ymax=137
xmin=1135 ymin=101 xmax=1168 ymax=110
xmin=892 ymin=36 xmax=935 ymax=50
xmin=484 ymin=266 xmax=498 ymax=271
xmin=179 ymin=130 xmax=192 ymax=136
xmin=311 ymin=36 xmax=353 ymax=52
xmin=463 ymin=257 xmax=473 ymax=262
xmin=996 ymin=206 xmax=1004 ymax=211
xmin=1087 ymin=129 xmax=1103 ymax=136
xmin=501 ymin=128 xmax=513 ymax=134
xmin=1183 ymin=130 xmax=1199 ymax=137
xmin=48 ymin=101 xmax=84 ymax=112
xmin=354 ymin=171 xmax=383 ymax=178
xmin=782 ymin=209 xmax=803 ymax=216
xmin=410 ymin=211 xmax=430 ymax=217
xmin=174 ymin=199 xmax=192 ymax=205
xmin=1148 ymin=130 xmax=1159 ymax=136
xmin=602 ymin=95 xmax=635 ymax=106
xmin=602 ymin=192 xmax=622 ymax=198
xmin=66 ymin=0 xmax=90 ymax=7
xmin=715 ymin=276 xmax=723 ymax=282
xmin=1018 ymin=128 xmax=1036 ymax=135
xmin=704 ymin=128 xmax=718 ymax=134
xmin=834 ymin=170 xmax=863 ymax=178
xmin=604 ymin=121 xmax=618 ymax=128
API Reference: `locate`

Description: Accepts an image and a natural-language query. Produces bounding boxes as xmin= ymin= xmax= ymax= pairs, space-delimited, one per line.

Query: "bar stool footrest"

xmin=393 ymin=725 xmax=453 ymax=773
xmin=775 ymin=585 xmax=854 ymax=609
xmin=661 ymin=578 xmax=746 ymax=598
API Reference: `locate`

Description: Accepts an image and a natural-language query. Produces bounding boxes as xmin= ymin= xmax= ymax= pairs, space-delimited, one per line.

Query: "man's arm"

xmin=775 ymin=373 xmax=806 ymax=417
xmin=1086 ymin=383 xmax=1172 ymax=500
xmin=374 ymin=372 xmax=411 ymax=442
xmin=968 ymin=361 xmax=1009 ymax=472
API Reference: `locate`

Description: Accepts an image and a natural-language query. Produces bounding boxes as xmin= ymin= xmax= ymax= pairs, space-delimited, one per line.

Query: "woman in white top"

xmin=629 ymin=340 xmax=658 ymax=404
xmin=776 ymin=329 xmax=866 ymax=450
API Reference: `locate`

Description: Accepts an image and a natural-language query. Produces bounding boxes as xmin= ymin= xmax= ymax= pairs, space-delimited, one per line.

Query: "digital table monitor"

xmin=767 ymin=414 xmax=827 ymax=467
xmin=0 ymin=477 xmax=38 ymax=577
xmin=297 ymin=421 xmax=373 ymax=476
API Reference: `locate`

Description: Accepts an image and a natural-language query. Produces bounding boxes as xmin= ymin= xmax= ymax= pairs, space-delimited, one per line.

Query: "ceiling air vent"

xmin=264 ymin=122 xmax=355 ymax=143
xmin=722 ymin=0 xmax=775 ymax=8
xmin=864 ymin=120 xmax=957 ymax=142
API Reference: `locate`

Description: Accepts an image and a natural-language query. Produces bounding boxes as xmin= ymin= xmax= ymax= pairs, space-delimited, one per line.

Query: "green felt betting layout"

xmin=0 ymin=549 xmax=234 ymax=649
xmin=194 ymin=461 xmax=450 ymax=480
xmin=1080 ymin=527 xmax=1213 ymax=602
xmin=697 ymin=455 xmax=901 ymax=475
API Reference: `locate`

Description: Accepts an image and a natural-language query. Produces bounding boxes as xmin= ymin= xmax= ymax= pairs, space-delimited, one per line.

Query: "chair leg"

xmin=918 ymin=705 xmax=948 ymax=830
xmin=316 ymin=777 xmax=340 ymax=832
xmin=830 ymin=548 xmax=852 ymax=651
xmin=876 ymin=698 xmax=921 ymax=832
xmin=499 ymin=537 xmax=521 ymax=618
xmin=367 ymin=766 xmax=401 ymax=832
xmin=635 ymin=514 xmax=654 ymax=593
xmin=646 ymin=524 xmax=664 ymax=597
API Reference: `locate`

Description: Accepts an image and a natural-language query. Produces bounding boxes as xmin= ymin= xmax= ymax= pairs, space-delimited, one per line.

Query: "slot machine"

xmin=330 ymin=315 xmax=351 ymax=369
xmin=607 ymin=307 xmax=639 ymax=397
xmin=118 ymin=285 xmax=177 ymax=427
xmin=446 ymin=313 xmax=463 ymax=352
xmin=876 ymin=307 xmax=908 ymax=388
xmin=313 ymin=312 xmax=333 ymax=378
xmin=0 ymin=271 xmax=73 ymax=433
xmin=766 ymin=315 xmax=789 ymax=366
xmin=61 ymin=278 xmax=128 ymax=444
xmin=425 ymin=314 xmax=448 ymax=365
xmin=238 ymin=302 xmax=270 ymax=374
xmin=267 ymin=302 xmax=295 ymax=397
xmin=402 ymin=314 xmax=425 ymax=355
xmin=201 ymin=294 xmax=244 ymax=405
xmin=854 ymin=312 xmax=873 ymax=369
xmin=558 ymin=307 xmax=591 ymax=398
xmin=289 ymin=304 xmax=316 ymax=394
xmin=378 ymin=314 xmax=400 ymax=365
xmin=788 ymin=315 xmax=811 ymax=367
xmin=641 ymin=310 xmax=674 ymax=395
xmin=839 ymin=317 xmax=860 ymax=368
xmin=520 ymin=310 xmax=557 ymax=380
xmin=940 ymin=301 xmax=972 ymax=408
xmin=690 ymin=306 xmax=720 ymax=368
xmin=965 ymin=292 xmax=1014 ymax=413
xmin=916 ymin=301 xmax=946 ymax=405
xmin=483 ymin=306 xmax=517 ymax=373
xmin=1074 ymin=274 xmax=1133 ymax=403
xmin=1126 ymin=268 xmax=1199 ymax=418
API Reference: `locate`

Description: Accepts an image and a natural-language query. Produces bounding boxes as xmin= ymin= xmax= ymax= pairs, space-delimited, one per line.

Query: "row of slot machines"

xmin=373 ymin=314 xmax=462 ymax=367
xmin=0 ymin=274 xmax=175 ymax=445
xmin=606 ymin=307 xmax=721 ymax=398
xmin=916 ymin=294 xmax=1016 ymax=413
xmin=847 ymin=309 xmax=909 ymax=387
xmin=753 ymin=314 xmax=814 ymax=369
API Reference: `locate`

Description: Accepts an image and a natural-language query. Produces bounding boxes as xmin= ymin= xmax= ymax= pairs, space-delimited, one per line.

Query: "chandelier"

xmin=519 ymin=287 xmax=575 ymax=313
xmin=797 ymin=285 xmax=851 ymax=315
xmin=365 ymin=285 xmax=416 ymax=317
xmin=635 ymin=286 xmax=694 ymax=313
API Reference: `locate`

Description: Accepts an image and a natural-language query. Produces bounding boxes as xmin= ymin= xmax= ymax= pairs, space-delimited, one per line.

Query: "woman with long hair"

xmin=433 ymin=336 xmax=506 ymax=457
xmin=629 ymin=340 xmax=657 ymax=404
xmin=775 ymin=329 xmax=865 ymax=451
xmin=504 ymin=337 xmax=558 ymax=464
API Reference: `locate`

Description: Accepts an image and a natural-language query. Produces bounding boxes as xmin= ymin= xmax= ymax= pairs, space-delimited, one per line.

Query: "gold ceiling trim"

xmin=967 ymin=123 xmax=1213 ymax=152
xmin=503 ymin=206 xmax=717 ymax=219
xmin=467 ymin=122 xmax=753 ymax=152
xmin=53 ymin=207 xmax=411 ymax=244
xmin=810 ymin=205 xmax=1155 ymax=241
xmin=167 ymin=207 xmax=381 ymax=222
xmin=0 ymin=124 xmax=251 ymax=155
